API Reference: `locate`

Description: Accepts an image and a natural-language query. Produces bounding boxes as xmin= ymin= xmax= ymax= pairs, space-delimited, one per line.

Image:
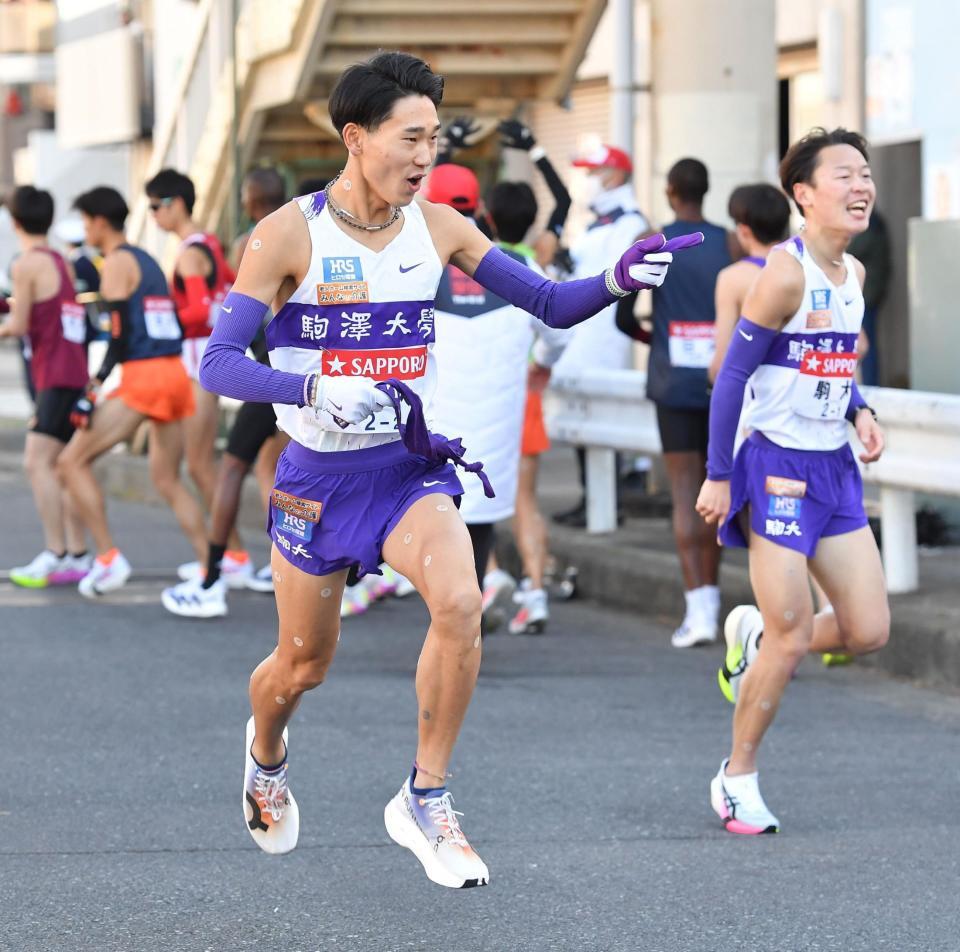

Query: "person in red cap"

xmin=551 ymin=142 xmax=652 ymax=527
xmin=423 ymin=163 xmax=481 ymax=214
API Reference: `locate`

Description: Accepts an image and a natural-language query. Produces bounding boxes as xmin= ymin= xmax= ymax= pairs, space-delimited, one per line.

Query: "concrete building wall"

xmin=650 ymin=0 xmax=777 ymax=227
xmin=866 ymin=0 xmax=960 ymax=221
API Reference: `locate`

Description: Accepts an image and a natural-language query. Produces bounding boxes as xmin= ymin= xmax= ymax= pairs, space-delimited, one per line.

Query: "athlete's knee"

xmin=55 ymin=451 xmax=78 ymax=484
xmin=149 ymin=461 xmax=179 ymax=501
xmin=186 ymin=454 xmax=213 ymax=486
xmin=278 ymin=652 xmax=333 ymax=695
xmin=764 ymin=623 xmax=813 ymax=667
xmin=221 ymin=452 xmax=250 ymax=481
xmin=843 ymin=610 xmax=890 ymax=655
xmin=430 ymin=582 xmax=482 ymax=633
xmin=23 ymin=450 xmax=43 ymax=479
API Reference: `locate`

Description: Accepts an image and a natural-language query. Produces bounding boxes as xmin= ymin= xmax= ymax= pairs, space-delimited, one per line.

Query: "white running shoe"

xmin=384 ymin=777 xmax=489 ymax=888
xmin=10 ymin=550 xmax=68 ymax=589
xmin=340 ymin=582 xmax=371 ymax=618
xmin=508 ymin=586 xmax=549 ymax=635
xmin=161 ymin=576 xmax=228 ymax=618
xmin=177 ymin=552 xmax=254 ymax=589
xmin=245 ymin=564 xmax=275 ymax=593
xmin=718 ymin=605 xmax=764 ymax=703
xmin=52 ymin=552 xmax=93 ymax=585
xmin=671 ymin=619 xmax=718 ymax=649
xmin=710 ymin=759 xmax=780 ymax=835
xmin=481 ymin=568 xmax=516 ymax=633
xmin=78 ymin=551 xmax=132 ymax=598
xmin=243 ymin=716 xmax=299 ymax=854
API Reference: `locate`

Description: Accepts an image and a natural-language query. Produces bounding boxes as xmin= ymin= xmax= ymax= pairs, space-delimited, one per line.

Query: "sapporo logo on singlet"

xmin=322 ymin=346 xmax=428 ymax=381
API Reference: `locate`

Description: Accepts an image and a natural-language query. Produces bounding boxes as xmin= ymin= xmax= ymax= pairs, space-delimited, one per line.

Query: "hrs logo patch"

xmin=322 ymin=257 xmax=363 ymax=283
xmin=276 ymin=510 xmax=314 ymax=542
xmin=811 ymin=289 xmax=831 ymax=311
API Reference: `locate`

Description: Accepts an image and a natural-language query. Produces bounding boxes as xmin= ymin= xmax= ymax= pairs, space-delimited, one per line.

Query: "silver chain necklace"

xmin=324 ymin=172 xmax=401 ymax=232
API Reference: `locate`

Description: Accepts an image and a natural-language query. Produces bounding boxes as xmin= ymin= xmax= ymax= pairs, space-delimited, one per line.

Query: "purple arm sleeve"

xmin=472 ymin=246 xmax=615 ymax=329
xmin=706 ymin=317 xmax=779 ymax=480
xmin=845 ymin=380 xmax=868 ymax=422
xmin=199 ymin=291 xmax=308 ymax=406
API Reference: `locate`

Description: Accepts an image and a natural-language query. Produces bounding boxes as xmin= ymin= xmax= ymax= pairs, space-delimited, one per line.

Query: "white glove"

xmin=627 ymin=251 xmax=672 ymax=289
xmin=310 ymin=374 xmax=393 ymax=429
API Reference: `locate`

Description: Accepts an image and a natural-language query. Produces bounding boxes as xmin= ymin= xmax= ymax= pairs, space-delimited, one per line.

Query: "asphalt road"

xmin=1 ymin=472 xmax=959 ymax=952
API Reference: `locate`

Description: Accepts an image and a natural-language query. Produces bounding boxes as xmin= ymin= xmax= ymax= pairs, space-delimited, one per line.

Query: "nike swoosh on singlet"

xmin=399 ymin=262 xmax=423 ymax=273
xmin=222 ymin=306 xmax=233 ymax=313
xmin=423 ymin=479 xmax=444 ymax=487
xmin=739 ymin=329 xmax=754 ymax=341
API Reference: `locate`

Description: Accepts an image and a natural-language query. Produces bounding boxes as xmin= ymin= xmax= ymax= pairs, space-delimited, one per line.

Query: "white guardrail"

xmin=543 ymin=369 xmax=960 ymax=594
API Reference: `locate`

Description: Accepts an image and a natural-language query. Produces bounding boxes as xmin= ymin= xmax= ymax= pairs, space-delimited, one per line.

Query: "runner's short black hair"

xmin=667 ymin=158 xmax=709 ymax=204
xmin=488 ymin=182 xmax=538 ymax=244
xmin=728 ymin=184 xmax=790 ymax=245
xmin=779 ymin=127 xmax=870 ymax=216
xmin=73 ymin=186 xmax=129 ymax=231
xmin=10 ymin=185 xmax=54 ymax=235
xmin=145 ymin=168 xmax=197 ymax=214
xmin=328 ymin=51 xmax=444 ymax=136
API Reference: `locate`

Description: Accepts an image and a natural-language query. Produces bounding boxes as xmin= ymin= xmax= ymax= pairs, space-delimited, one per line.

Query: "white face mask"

xmin=580 ymin=174 xmax=606 ymax=208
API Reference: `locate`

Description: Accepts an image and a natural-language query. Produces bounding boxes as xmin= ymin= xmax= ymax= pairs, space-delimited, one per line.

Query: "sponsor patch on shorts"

xmin=274 ymin=509 xmax=315 ymax=542
xmin=765 ymin=475 xmax=807 ymax=498
xmin=316 ymin=281 xmax=369 ymax=305
xmin=768 ymin=495 xmax=803 ymax=518
xmin=271 ymin=488 xmax=322 ymax=522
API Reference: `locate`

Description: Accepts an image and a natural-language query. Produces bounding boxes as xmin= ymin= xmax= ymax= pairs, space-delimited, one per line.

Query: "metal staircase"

xmin=132 ymin=0 xmax=605 ymax=250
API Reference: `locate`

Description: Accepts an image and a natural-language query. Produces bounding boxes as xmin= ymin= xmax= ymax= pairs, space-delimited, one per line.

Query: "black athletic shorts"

xmin=225 ymin=400 xmax=278 ymax=465
xmin=655 ymin=403 xmax=710 ymax=455
xmin=32 ymin=387 xmax=84 ymax=444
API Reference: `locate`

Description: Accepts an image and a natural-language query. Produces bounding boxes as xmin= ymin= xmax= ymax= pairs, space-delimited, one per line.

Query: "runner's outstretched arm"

xmin=432 ymin=202 xmax=703 ymax=330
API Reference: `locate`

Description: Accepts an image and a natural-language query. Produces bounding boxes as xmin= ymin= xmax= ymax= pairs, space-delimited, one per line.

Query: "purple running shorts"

xmin=268 ymin=439 xmax=464 ymax=578
xmin=718 ymin=432 xmax=868 ymax=558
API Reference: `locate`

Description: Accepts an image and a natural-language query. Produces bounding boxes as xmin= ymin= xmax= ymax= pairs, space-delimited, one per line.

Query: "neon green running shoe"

xmin=10 ymin=550 xmax=63 ymax=589
xmin=718 ymin=605 xmax=763 ymax=703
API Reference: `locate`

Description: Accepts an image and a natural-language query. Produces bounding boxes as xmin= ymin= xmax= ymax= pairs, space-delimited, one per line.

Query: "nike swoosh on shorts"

xmin=222 ymin=306 xmax=233 ymax=313
xmin=739 ymin=329 xmax=753 ymax=341
xmin=423 ymin=480 xmax=444 ymax=487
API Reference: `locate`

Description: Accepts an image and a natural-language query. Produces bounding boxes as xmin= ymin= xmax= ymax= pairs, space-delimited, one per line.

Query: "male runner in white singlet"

xmin=199 ymin=51 xmax=701 ymax=888
xmin=697 ymin=128 xmax=889 ymax=835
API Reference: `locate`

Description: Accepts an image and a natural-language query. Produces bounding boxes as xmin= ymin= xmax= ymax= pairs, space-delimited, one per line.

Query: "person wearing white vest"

xmin=553 ymin=144 xmax=650 ymax=526
xmin=426 ymin=166 xmax=567 ymax=634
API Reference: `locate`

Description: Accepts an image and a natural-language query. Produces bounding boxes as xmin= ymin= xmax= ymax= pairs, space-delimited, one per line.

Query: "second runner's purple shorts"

xmin=268 ymin=439 xmax=464 ymax=577
xmin=718 ymin=431 xmax=868 ymax=557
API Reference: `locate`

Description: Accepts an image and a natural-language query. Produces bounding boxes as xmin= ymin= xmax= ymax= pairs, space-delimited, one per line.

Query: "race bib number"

xmin=790 ymin=351 xmax=856 ymax=420
xmin=60 ymin=302 xmax=87 ymax=344
xmin=668 ymin=321 xmax=715 ymax=369
xmin=143 ymin=296 xmax=182 ymax=340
